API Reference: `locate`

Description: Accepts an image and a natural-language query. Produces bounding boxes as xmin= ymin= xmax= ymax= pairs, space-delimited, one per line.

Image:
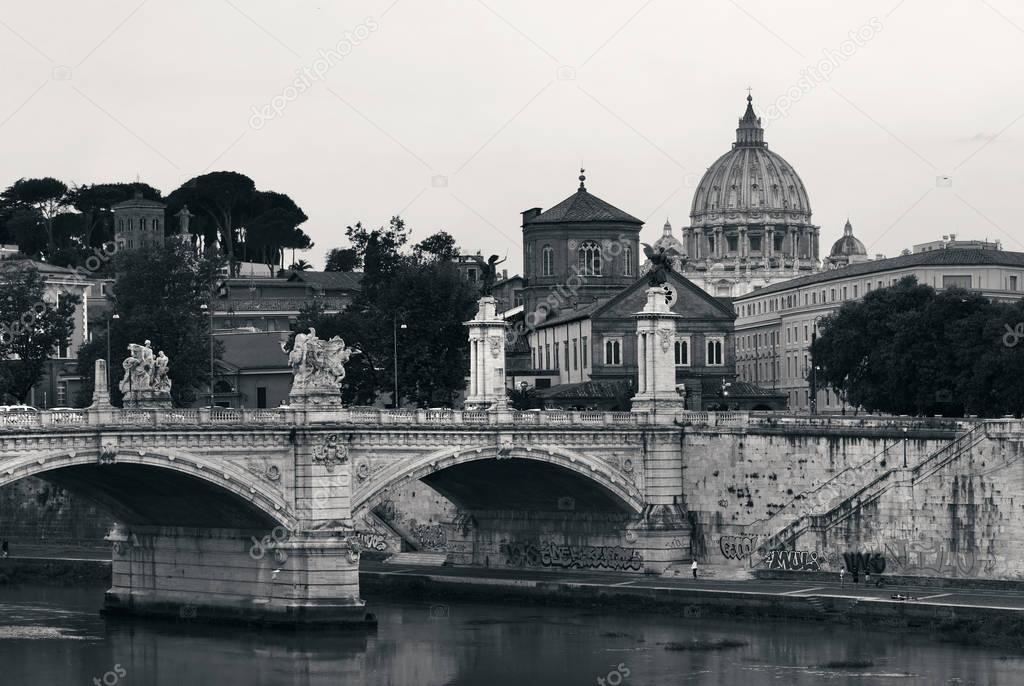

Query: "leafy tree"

xmin=812 ymin=276 xmax=1024 ymax=417
xmin=0 ymin=264 xmax=79 ymax=402
xmin=4 ymin=208 xmax=47 ymax=256
xmin=289 ymin=259 xmax=312 ymax=271
xmin=75 ymin=241 xmax=223 ymax=406
xmin=301 ymin=217 xmax=477 ymax=407
xmin=413 ymin=231 xmax=459 ymax=263
xmin=345 ymin=216 xmax=408 ymax=300
xmin=167 ymin=173 xmax=312 ymax=277
xmin=166 ymin=172 xmax=256 ymax=276
xmin=0 ymin=178 xmax=70 ymax=254
xmin=324 ymin=247 xmax=360 ymax=272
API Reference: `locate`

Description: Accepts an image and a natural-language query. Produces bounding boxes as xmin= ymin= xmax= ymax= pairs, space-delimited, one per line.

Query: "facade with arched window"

xmin=520 ymin=172 xmax=642 ymax=323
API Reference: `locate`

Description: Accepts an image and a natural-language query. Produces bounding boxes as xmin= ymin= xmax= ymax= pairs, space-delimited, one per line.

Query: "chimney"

xmin=521 ymin=208 xmax=542 ymax=225
xmin=502 ymin=269 xmax=507 ymax=280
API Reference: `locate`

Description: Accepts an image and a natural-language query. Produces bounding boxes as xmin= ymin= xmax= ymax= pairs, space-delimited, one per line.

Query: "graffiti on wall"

xmin=842 ymin=551 xmax=887 ymax=576
xmin=501 ymin=541 xmax=644 ymax=572
xmin=409 ymin=521 xmax=448 ymax=551
xmin=719 ymin=535 xmax=759 ymax=560
xmin=354 ymin=531 xmax=389 ymax=552
xmin=863 ymin=536 xmax=988 ymax=578
xmin=762 ymin=550 xmax=823 ymax=572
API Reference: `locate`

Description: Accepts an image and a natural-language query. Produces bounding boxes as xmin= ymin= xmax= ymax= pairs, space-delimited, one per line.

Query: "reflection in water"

xmin=0 ymin=583 xmax=1020 ymax=685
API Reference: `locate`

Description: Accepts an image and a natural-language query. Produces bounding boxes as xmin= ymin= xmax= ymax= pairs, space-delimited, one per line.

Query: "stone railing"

xmin=1 ymin=407 xmax=1013 ymax=432
xmin=227 ymin=296 xmax=349 ymax=312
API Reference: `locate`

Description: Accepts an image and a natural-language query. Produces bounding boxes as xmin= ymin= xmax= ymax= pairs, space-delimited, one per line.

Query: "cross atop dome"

xmin=735 ymin=90 xmax=765 ymax=147
xmin=578 ymin=168 xmax=586 ymax=192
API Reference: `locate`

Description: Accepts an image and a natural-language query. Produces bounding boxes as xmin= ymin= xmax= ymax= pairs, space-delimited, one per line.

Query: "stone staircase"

xmin=384 ymin=552 xmax=449 ymax=566
xmin=760 ymin=422 xmax=988 ymax=550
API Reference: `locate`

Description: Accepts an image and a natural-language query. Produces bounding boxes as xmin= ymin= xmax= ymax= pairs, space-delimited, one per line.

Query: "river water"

xmin=0 ymin=583 xmax=1019 ymax=685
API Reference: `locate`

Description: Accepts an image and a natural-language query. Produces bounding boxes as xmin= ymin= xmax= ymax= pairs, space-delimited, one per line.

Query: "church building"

xmin=516 ymin=171 xmax=785 ymax=411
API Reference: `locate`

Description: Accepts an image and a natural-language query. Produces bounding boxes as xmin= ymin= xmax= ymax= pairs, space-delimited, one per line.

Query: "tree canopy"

xmin=1 ymin=177 xmax=70 ymax=253
xmin=76 ymin=241 xmax=223 ymax=407
xmin=812 ymin=276 xmax=1024 ymax=417
xmin=166 ymin=172 xmax=311 ymax=276
xmin=297 ymin=219 xmax=477 ymax=407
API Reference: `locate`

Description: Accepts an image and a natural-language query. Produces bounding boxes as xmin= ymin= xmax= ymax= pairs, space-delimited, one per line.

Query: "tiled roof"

xmin=726 ymin=381 xmax=787 ymax=398
xmin=527 ymin=189 xmax=642 ymax=225
xmin=534 ymin=379 xmax=630 ymax=400
xmin=533 ymin=300 xmax=605 ymax=328
xmin=285 ymin=270 xmax=363 ymax=290
xmin=736 ymin=248 xmax=1024 ymax=300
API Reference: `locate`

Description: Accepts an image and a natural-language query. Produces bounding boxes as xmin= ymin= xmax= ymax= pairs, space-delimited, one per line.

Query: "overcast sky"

xmin=2 ymin=0 xmax=1022 ymax=273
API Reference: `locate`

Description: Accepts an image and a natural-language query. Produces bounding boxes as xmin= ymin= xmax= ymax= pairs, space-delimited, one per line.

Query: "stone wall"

xmin=682 ymin=425 xmax=954 ymax=568
xmin=0 ymin=477 xmax=113 ymax=545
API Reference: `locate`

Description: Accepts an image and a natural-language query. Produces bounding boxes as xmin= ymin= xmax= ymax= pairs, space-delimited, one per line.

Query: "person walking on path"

xmin=1 ymin=539 xmax=8 ymax=558
xmin=839 ymin=567 xmax=846 ymax=588
xmin=691 ymin=559 xmax=698 ymax=579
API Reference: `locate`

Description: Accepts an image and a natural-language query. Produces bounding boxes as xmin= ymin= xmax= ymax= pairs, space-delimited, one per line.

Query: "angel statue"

xmin=641 ymin=243 xmax=675 ymax=286
xmin=480 ymin=254 xmax=507 ymax=296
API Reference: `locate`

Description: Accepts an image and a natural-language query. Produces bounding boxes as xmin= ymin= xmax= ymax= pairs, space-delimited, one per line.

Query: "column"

xmin=738 ymin=226 xmax=748 ymax=258
xmin=637 ymin=331 xmax=647 ymax=394
xmin=464 ymin=297 xmax=507 ymax=410
xmin=765 ymin=226 xmax=774 ymax=258
xmin=681 ymin=228 xmax=690 ymax=257
xmin=631 ymin=287 xmax=684 ymax=419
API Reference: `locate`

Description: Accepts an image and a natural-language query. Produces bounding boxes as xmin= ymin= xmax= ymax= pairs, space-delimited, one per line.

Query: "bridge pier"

xmin=102 ymin=526 xmax=374 ymax=626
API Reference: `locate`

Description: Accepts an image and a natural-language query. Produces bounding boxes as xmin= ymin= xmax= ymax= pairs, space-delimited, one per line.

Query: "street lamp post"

xmin=201 ymin=304 xmax=213 ymax=408
xmin=392 ymin=313 xmax=407 ymax=408
xmin=106 ymin=313 xmax=119 ymax=391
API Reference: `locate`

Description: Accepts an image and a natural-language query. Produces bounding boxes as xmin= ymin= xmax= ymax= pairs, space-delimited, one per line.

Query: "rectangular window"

xmin=811 ymin=292 xmax=816 ymax=304
xmin=804 ymin=325 xmax=808 ymax=342
xmin=554 ymin=343 xmax=560 ymax=369
xmin=256 ymin=387 xmax=267 ymax=409
xmin=563 ymin=342 xmax=569 ymax=372
xmin=572 ymin=338 xmax=578 ymax=370
xmin=841 ymin=286 xmax=847 ymax=300
xmin=675 ymin=337 xmax=690 ymax=366
xmin=942 ymin=275 xmax=972 ymax=289
xmin=56 ymin=382 xmax=67 ymax=406
xmin=545 ymin=344 xmax=551 ymax=369
xmin=853 ymin=285 xmax=858 ymax=298
xmin=866 ymin=282 xmax=872 ymax=292
xmin=1011 ymin=276 xmax=1019 ymax=291
xmin=581 ymin=336 xmax=588 ymax=368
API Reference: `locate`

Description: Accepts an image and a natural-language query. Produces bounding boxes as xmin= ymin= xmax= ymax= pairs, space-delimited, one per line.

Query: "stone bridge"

xmin=0 ymin=405 xmax=687 ymax=624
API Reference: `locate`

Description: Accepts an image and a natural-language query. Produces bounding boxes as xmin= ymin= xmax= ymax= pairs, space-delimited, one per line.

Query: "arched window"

xmin=674 ymin=338 xmax=689 ymax=366
xmin=623 ymin=245 xmax=633 ymax=276
xmin=153 ymin=219 xmax=160 ymax=232
xmin=117 ymin=218 xmax=124 ymax=232
xmin=139 ymin=217 xmax=146 ymax=231
xmin=604 ymin=338 xmax=622 ymax=365
xmin=541 ymin=245 xmax=553 ymax=276
xmin=706 ymin=337 xmax=724 ymax=366
xmin=578 ymin=240 xmax=601 ymax=276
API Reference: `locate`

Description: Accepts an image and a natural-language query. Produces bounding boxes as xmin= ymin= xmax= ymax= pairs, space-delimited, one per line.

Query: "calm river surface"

xmin=0 ymin=582 xmax=1020 ymax=685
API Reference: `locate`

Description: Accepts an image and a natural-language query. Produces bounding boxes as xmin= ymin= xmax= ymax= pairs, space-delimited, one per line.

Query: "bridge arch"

xmin=0 ymin=446 xmax=297 ymax=530
xmin=353 ymin=444 xmax=645 ymax=514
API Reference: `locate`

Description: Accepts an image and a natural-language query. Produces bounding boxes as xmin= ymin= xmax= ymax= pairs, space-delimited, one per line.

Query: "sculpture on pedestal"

xmin=641 ymin=243 xmax=675 ymax=286
xmin=480 ymin=254 xmax=506 ymax=296
xmin=118 ymin=340 xmax=173 ymax=407
xmin=282 ymin=328 xmax=360 ymax=405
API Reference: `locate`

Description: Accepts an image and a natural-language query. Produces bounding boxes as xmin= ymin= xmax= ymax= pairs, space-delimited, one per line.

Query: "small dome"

xmin=829 ymin=219 xmax=866 ymax=258
xmin=652 ymin=218 xmax=686 ymax=254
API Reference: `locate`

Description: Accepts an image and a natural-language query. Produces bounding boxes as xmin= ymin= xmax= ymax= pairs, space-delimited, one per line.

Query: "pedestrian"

xmin=864 ymin=571 xmax=870 ymax=586
xmin=839 ymin=567 xmax=846 ymax=587
xmin=691 ymin=559 xmax=698 ymax=579
xmin=1 ymin=539 xmax=7 ymax=559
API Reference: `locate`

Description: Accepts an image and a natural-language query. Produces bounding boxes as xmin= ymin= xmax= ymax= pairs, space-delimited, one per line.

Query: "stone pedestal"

xmin=91 ymin=359 xmax=112 ymax=408
xmin=102 ymin=526 xmax=374 ymax=626
xmin=122 ymin=390 xmax=172 ymax=409
xmin=632 ymin=287 xmax=685 ymax=416
xmin=464 ymin=296 xmax=507 ymax=410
